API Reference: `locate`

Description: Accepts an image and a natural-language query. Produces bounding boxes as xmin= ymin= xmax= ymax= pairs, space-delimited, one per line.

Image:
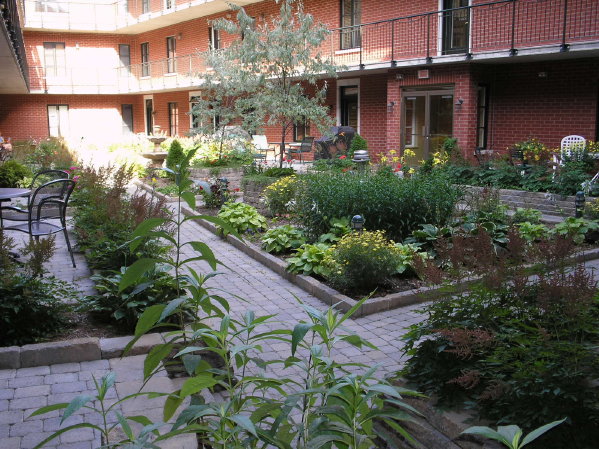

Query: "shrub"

xmin=217 ymin=201 xmax=267 ymax=234
xmin=402 ymin=231 xmax=599 ymax=448
xmin=24 ymin=137 xmax=74 ymax=169
xmin=263 ymin=175 xmax=298 ymax=216
xmin=295 ymin=171 xmax=462 ymax=241
xmin=349 ymin=133 xmax=368 ymax=158
xmin=310 ymin=157 xmax=354 ymax=172
xmin=552 ymin=161 xmax=591 ymax=196
xmin=72 ymin=165 xmax=172 ymax=270
xmin=78 ymin=265 xmax=180 ymax=332
xmin=166 ymin=139 xmax=186 ymax=179
xmin=552 ymin=217 xmax=598 ymax=244
xmin=263 ymin=167 xmax=295 ymax=178
xmin=585 ymin=199 xmax=599 ymax=220
xmin=286 ymin=243 xmax=330 ymax=276
xmin=0 ymin=233 xmax=73 ymax=346
xmin=0 ymin=160 xmax=32 ymax=187
xmin=261 ymin=225 xmax=306 ymax=254
xmin=324 ymin=230 xmax=401 ymax=292
xmin=516 ymin=221 xmax=549 ymax=243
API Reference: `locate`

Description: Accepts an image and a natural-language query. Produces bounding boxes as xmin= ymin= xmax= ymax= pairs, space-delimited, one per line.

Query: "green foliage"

xmin=552 ymin=217 xmax=599 ymax=244
xmin=296 ymin=171 xmax=462 ymax=241
xmin=318 ymin=217 xmax=351 ymax=244
xmin=463 ymin=419 xmax=566 ymax=449
xmin=286 ymin=242 xmax=330 ymax=276
xmin=0 ymin=160 xmax=32 ymax=187
xmin=516 ymin=221 xmax=549 ymax=243
xmin=0 ymin=233 xmax=73 ymax=346
xmin=324 ymin=230 xmax=401 ymax=292
xmin=553 ymin=161 xmax=591 ymax=196
xmin=310 ymin=156 xmax=355 ymax=172
xmin=261 ymin=224 xmax=306 ymax=253
xmin=263 ymin=175 xmax=297 ymax=216
xmin=348 ymin=133 xmax=367 ymax=158
xmin=402 ymin=230 xmax=599 ymax=448
xmin=263 ymin=167 xmax=295 ymax=177
xmin=512 ymin=207 xmax=542 ymax=224
xmin=78 ymin=265 xmax=180 ymax=332
xmin=165 ymin=139 xmax=186 ymax=173
xmin=71 ymin=165 xmax=172 ymax=270
xmin=23 ymin=137 xmax=74 ymax=169
xmin=217 ymin=201 xmax=267 ymax=234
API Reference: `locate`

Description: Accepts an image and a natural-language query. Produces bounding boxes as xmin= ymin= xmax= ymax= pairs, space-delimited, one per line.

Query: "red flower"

xmin=341 ymin=168 xmax=349 ymax=173
xmin=234 ymin=188 xmax=240 ymax=192
xmin=339 ymin=155 xmax=347 ymax=160
xmin=396 ymin=163 xmax=402 ymax=169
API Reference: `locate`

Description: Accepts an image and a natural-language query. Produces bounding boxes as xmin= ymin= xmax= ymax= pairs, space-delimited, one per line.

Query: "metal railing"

xmin=322 ymin=0 xmax=599 ymax=67
xmin=26 ymin=0 xmax=599 ymax=94
xmin=1 ymin=0 xmax=29 ymax=89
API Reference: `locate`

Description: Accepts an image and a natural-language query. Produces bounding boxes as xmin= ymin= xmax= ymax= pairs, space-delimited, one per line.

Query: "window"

xmin=340 ymin=0 xmax=361 ymax=49
xmin=119 ymin=44 xmax=130 ymax=77
xmin=209 ymin=27 xmax=221 ymax=50
xmin=166 ymin=37 xmax=176 ymax=73
xmin=43 ymin=42 xmax=66 ymax=77
xmin=141 ymin=42 xmax=149 ymax=77
xmin=142 ymin=0 xmax=150 ymax=14
xmin=122 ymin=104 xmax=134 ymax=135
xmin=36 ymin=1 xmax=68 ymax=13
xmin=293 ymin=118 xmax=310 ymax=141
xmin=47 ymin=105 xmax=69 ymax=137
xmin=476 ymin=85 xmax=489 ymax=149
xmin=165 ymin=0 xmax=173 ymax=9
xmin=168 ymin=102 xmax=179 ymax=136
xmin=189 ymin=96 xmax=201 ymax=130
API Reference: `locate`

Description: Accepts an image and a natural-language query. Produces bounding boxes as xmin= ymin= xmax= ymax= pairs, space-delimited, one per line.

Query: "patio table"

xmin=0 ymin=188 xmax=31 ymax=228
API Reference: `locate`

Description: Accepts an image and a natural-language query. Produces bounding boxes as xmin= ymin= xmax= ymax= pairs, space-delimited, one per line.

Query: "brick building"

xmin=1 ymin=0 xmax=598 ymax=161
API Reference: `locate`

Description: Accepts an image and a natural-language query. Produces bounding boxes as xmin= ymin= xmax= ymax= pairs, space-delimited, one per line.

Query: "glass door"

xmin=145 ymin=99 xmax=153 ymax=135
xmin=401 ymin=89 xmax=454 ymax=163
xmin=442 ymin=0 xmax=470 ymax=55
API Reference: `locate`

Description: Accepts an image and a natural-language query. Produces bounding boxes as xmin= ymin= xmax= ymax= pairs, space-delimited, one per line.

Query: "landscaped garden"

xmin=2 ymin=1 xmax=599 ymax=448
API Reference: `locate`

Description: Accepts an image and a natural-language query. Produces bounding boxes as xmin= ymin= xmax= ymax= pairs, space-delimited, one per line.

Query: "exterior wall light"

xmin=575 ymin=191 xmax=585 ymax=218
xmin=351 ymin=215 xmax=365 ymax=232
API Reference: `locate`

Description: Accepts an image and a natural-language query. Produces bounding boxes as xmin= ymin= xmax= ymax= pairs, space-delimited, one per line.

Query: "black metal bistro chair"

xmin=0 ymin=169 xmax=70 ymax=226
xmin=3 ymin=179 xmax=77 ymax=267
xmin=287 ymin=136 xmax=314 ymax=164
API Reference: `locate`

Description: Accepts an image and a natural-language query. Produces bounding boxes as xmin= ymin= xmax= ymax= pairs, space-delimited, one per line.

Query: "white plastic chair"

xmin=561 ymin=135 xmax=586 ymax=161
xmin=251 ymin=135 xmax=275 ymax=159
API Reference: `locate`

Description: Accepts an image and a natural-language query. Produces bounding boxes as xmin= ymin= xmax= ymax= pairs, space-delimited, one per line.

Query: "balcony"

xmin=27 ymin=0 xmax=599 ymax=95
xmin=23 ymin=0 xmax=262 ymax=33
xmin=323 ymin=0 xmax=599 ymax=69
xmin=1 ymin=0 xmax=29 ymax=93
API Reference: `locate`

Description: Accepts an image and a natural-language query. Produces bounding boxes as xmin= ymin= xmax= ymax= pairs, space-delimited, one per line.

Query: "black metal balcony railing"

xmin=323 ymin=0 xmax=599 ymax=68
xmin=1 ymin=0 xmax=29 ymax=89
xmin=26 ymin=0 xmax=599 ymax=95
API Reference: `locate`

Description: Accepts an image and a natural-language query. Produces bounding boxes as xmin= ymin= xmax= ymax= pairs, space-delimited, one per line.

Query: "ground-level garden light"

xmin=351 ymin=214 xmax=365 ymax=233
xmin=352 ymin=149 xmax=370 ymax=171
xmin=576 ymin=190 xmax=585 ymax=218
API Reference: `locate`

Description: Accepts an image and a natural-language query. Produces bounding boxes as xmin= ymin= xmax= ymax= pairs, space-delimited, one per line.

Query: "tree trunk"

xmin=279 ymin=126 xmax=286 ymax=168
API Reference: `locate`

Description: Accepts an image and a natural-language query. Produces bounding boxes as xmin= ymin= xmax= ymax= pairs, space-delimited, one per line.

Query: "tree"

xmin=214 ymin=0 xmax=339 ymax=167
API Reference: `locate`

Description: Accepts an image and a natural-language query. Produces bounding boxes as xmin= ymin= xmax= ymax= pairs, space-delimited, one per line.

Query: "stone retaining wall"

xmin=242 ymin=178 xmax=276 ymax=216
xmin=189 ymin=167 xmax=244 ymax=190
xmin=463 ymin=185 xmax=576 ymax=216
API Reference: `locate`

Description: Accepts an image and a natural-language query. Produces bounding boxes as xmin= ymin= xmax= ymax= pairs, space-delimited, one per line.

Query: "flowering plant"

xmin=512 ymin=138 xmax=552 ymax=164
xmin=379 ymin=148 xmax=416 ymax=173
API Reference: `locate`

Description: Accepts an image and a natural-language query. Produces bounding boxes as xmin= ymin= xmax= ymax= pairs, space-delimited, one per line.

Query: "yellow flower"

xmin=392 ymin=157 xmax=399 ymax=163
xmin=389 ymin=149 xmax=397 ymax=155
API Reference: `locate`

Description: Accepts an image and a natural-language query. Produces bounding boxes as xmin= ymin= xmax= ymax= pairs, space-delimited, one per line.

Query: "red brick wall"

xmin=483 ymin=58 xmax=598 ymax=152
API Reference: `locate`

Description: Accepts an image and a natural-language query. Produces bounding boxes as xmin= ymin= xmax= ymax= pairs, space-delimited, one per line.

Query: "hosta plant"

xmin=511 ymin=207 xmax=542 ymax=225
xmin=217 ymin=201 xmax=267 ymax=235
xmin=261 ymin=224 xmax=306 ymax=253
xmin=318 ymin=217 xmax=351 ymax=244
xmin=516 ymin=221 xmax=549 ymax=243
xmin=552 ymin=217 xmax=598 ymax=244
xmin=286 ymin=243 xmax=331 ymax=276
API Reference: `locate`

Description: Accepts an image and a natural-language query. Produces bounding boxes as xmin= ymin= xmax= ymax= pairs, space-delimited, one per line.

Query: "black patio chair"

xmin=288 ymin=136 xmax=314 ymax=164
xmin=3 ymin=179 xmax=77 ymax=267
xmin=0 ymin=169 xmax=70 ymax=224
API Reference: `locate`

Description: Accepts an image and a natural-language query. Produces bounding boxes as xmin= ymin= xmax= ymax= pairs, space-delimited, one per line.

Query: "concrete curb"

xmin=0 ymin=333 xmax=165 ymax=370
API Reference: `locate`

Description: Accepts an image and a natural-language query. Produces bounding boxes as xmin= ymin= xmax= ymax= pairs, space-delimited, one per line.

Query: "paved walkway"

xmin=0 ymin=211 xmax=425 ymax=448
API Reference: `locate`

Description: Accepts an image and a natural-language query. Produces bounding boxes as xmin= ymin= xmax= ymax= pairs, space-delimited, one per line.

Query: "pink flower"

xmin=70 ymin=166 xmax=79 ymax=171
xmin=339 ymin=155 xmax=346 ymax=160
xmin=73 ymin=175 xmax=80 ymax=182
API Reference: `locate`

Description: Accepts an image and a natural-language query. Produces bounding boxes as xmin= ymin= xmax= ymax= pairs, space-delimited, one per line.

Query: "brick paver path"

xmin=1 ymin=214 xmax=425 ymax=448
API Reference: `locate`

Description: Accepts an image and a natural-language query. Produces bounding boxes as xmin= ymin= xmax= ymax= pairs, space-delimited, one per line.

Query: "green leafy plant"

xmin=511 ymin=207 xmax=542 ymax=224
xmin=0 ymin=160 xmax=31 ymax=187
xmin=348 ymin=133 xmax=368 ymax=158
xmin=462 ymin=419 xmax=566 ymax=449
xmin=286 ymin=242 xmax=330 ymax=276
xmin=217 ymin=201 xmax=267 ymax=234
xmin=318 ymin=216 xmax=351 ymax=244
xmin=78 ymin=264 xmax=180 ymax=332
xmin=324 ymin=230 xmax=401 ymax=292
xmin=552 ymin=161 xmax=592 ymax=196
xmin=296 ymin=171 xmax=462 ymax=241
xmin=552 ymin=217 xmax=599 ymax=244
xmin=261 ymin=224 xmax=306 ymax=253
xmin=516 ymin=221 xmax=549 ymax=243
xmin=263 ymin=167 xmax=295 ymax=177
